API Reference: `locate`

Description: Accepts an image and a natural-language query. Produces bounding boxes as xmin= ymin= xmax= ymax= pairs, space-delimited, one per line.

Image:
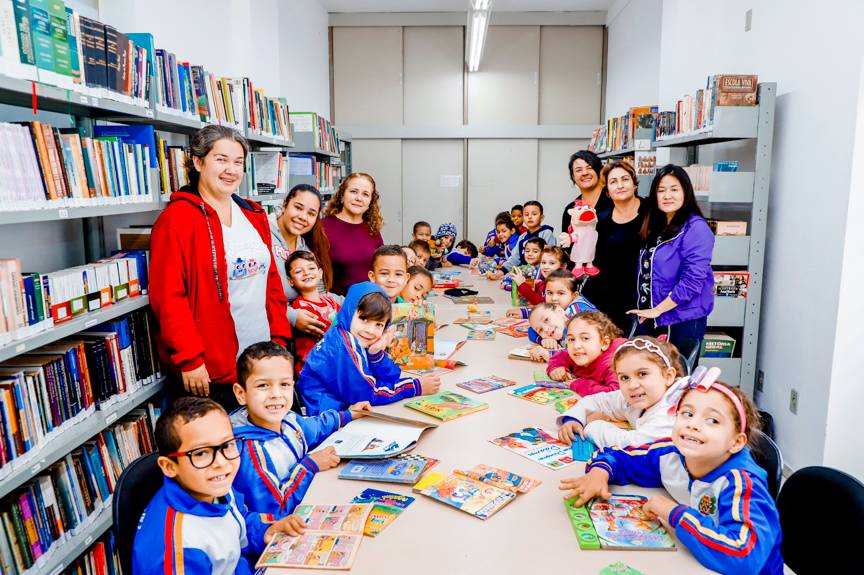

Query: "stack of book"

xmin=0 ymin=407 xmax=157 ymax=573
xmin=656 ymin=74 xmax=759 ymax=139
xmin=588 ymin=106 xmax=658 ymax=155
xmin=289 ymin=112 xmax=339 ymax=154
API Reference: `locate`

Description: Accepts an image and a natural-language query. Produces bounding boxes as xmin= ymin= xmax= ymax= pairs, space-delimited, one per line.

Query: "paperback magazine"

xmin=490 ymin=427 xmax=577 ymax=470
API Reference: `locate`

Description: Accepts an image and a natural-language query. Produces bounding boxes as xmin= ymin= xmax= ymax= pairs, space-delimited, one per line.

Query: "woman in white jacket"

xmin=558 ymin=336 xmax=689 ymax=449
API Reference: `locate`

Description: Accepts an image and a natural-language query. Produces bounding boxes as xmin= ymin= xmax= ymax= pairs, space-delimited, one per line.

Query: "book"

xmin=413 ymin=471 xmax=516 ymax=520
xmin=508 ymin=346 xmax=535 ymax=361
xmin=554 ymin=397 xmax=579 ymax=414
xmin=453 ymin=312 xmax=492 ymax=325
xmin=455 ymin=464 xmax=541 ymax=494
xmin=490 ymin=427 xmax=577 ymax=470
xmin=508 ymin=384 xmax=576 ymax=406
xmin=447 ymin=295 xmax=494 ymax=305
xmin=715 ymin=74 xmax=758 ymax=106
xmin=496 ymin=320 xmax=530 ymax=338
xmin=350 ymin=488 xmax=414 ymax=537
xmin=388 ymin=302 xmax=436 ymax=371
xmin=700 ymin=333 xmax=736 ymax=358
xmin=256 ymin=504 xmax=372 ymax=570
xmin=707 ymin=220 xmax=747 ymax=236
xmin=338 ymin=453 xmax=438 ymax=484
xmin=313 ymin=411 xmax=437 ymax=459
xmin=579 ymin=494 xmax=677 ymax=551
xmin=599 ymin=562 xmax=645 ymax=575
xmin=466 ymin=328 xmax=495 ymax=341
xmin=455 ymin=375 xmax=516 ymax=394
xmin=404 ymin=391 xmax=488 ymax=422
xmin=533 ymin=370 xmax=569 ymax=388
xmin=713 ymin=271 xmax=749 ymax=298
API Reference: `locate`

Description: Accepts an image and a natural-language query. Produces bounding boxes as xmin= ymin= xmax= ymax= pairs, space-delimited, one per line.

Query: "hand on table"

xmin=506 ymin=307 xmax=523 ymax=318
xmin=309 ymin=446 xmax=340 ymax=471
xmin=559 ymin=467 xmax=611 ymax=507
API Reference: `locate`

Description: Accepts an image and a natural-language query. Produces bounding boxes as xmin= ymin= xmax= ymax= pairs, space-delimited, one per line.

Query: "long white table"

xmin=266 ymin=269 xmax=715 ymax=574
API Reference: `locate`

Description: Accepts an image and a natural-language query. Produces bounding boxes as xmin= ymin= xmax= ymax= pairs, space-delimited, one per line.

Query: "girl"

xmin=445 ymin=240 xmax=479 ymax=267
xmin=322 ymin=173 xmax=385 ymax=295
xmin=427 ymin=222 xmax=457 ymax=270
xmin=525 ymin=269 xmax=597 ymax=343
xmin=546 ymin=311 xmax=626 ymax=396
xmin=483 ymin=214 xmax=519 ymax=263
xmin=561 ymin=369 xmax=783 ymax=575
xmin=506 ymin=246 xmax=568 ymax=317
xmin=557 ymin=336 xmax=687 ymax=448
xmin=482 ymin=211 xmax=510 ymax=254
xmin=629 ymin=164 xmax=715 ymax=360
xmin=398 ymin=266 xmax=434 ymax=303
xmin=298 ymin=282 xmax=440 ymax=415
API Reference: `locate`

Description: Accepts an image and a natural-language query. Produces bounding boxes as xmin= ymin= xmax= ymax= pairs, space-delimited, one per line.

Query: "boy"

xmin=288 ymin=251 xmax=343 ymax=377
xmin=511 ymin=204 xmax=528 ymax=234
xmin=445 ymin=240 xmax=479 ymax=267
xmin=231 ymin=342 xmax=371 ymax=518
xmin=427 ymin=223 xmax=457 ymax=270
xmin=412 ymin=221 xmax=432 ymax=243
xmin=399 ymin=266 xmax=433 ymax=303
xmin=368 ymin=244 xmax=410 ymax=301
xmin=133 ymin=397 xmax=306 ymax=574
xmin=409 ymin=239 xmax=432 ymax=268
xmin=494 ymin=200 xmax=556 ymax=276
xmin=483 ymin=215 xmax=519 ymax=262
xmin=298 ymin=282 xmax=441 ymax=415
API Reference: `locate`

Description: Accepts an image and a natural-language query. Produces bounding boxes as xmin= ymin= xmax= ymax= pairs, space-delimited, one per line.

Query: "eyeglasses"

xmin=165 ymin=437 xmax=245 ymax=469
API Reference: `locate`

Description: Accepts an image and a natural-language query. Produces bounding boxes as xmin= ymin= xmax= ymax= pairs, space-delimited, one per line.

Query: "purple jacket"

xmin=639 ymin=214 xmax=714 ymax=327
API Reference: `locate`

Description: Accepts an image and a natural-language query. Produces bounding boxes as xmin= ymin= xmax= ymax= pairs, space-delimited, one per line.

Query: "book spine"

xmin=12 ymin=0 xmax=35 ymax=65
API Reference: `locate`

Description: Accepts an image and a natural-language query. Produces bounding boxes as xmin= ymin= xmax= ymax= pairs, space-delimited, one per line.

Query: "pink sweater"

xmin=546 ymin=337 xmax=627 ymax=396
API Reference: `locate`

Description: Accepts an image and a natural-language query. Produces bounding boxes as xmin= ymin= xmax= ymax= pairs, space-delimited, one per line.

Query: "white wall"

xmin=278 ymin=1 xmax=332 ymax=118
xmin=604 ymin=0 xmax=662 ymax=117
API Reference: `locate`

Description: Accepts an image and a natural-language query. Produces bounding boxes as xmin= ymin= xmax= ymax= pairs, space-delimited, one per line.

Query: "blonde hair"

xmin=323 ymin=173 xmax=384 ymax=236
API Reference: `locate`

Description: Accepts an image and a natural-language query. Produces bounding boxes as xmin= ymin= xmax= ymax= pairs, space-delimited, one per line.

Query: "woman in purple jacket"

xmin=628 ymin=164 xmax=714 ymax=360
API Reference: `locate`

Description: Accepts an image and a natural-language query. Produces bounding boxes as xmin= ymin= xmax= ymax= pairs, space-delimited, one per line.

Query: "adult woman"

xmin=150 ymin=125 xmax=291 ymax=410
xmin=628 ymin=164 xmax=715 ymax=360
xmin=269 ymin=183 xmax=334 ymax=336
xmin=581 ymin=160 xmax=646 ymax=332
xmin=561 ymin=150 xmax=613 ymax=234
xmin=322 ymin=173 xmax=384 ymax=295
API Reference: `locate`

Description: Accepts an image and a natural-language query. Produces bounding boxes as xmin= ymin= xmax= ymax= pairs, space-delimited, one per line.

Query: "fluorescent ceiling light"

xmin=467 ymin=1 xmax=491 ymax=72
xmin=472 ymin=0 xmax=490 ymax=9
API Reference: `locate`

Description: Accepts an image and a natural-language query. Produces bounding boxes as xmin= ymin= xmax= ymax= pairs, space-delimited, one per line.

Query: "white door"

xmin=401 ymin=140 xmax=465 ymax=242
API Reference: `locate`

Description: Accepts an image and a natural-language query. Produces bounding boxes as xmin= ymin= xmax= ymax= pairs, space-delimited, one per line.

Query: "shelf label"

xmin=85 ymin=535 xmax=93 ymax=545
xmin=91 ymin=97 xmax=99 ymax=107
xmin=105 ymin=412 xmax=118 ymax=424
xmin=30 ymin=462 xmax=42 ymax=474
xmin=58 ymin=209 xmax=69 ymax=219
xmin=15 ymin=343 xmax=25 ymax=353
xmin=78 ymin=94 xmax=88 ymax=104
xmin=85 ymin=318 xmax=98 ymax=328
xmin=145 ymin=109 xmax=154 ymax=118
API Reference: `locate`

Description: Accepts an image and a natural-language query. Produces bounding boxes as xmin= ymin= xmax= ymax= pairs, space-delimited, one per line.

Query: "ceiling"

xmin=319 ymin=0 xmax=615 ymax=13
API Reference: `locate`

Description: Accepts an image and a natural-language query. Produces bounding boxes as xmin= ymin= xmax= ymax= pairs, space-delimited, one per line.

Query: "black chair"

xmin=750 ymin=429 xmax=783 ymax=500
xmin=112 ymin=452 xmax=164 ymax=575
xmin=777 ymin=466 xmax=864 ymax=573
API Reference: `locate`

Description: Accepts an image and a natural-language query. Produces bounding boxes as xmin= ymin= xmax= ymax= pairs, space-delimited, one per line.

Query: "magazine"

xmin=338 ymin=453 xmax=439 ymax=484
xmin=350 ymin=488 xmax=415 ymax=537
xmin=456 ymin=375 xmax=517 ymax=394
xmin=588 ymin=495 xmax=677 ymax=550
xmin=489 ymin=427 xmax=577 ymax=470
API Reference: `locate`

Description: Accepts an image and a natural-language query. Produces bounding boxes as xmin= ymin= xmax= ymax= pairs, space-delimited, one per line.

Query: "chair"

xmin=777 ymin=466 xmax=864 ymax=573
xmin=750 ymin=429 xmax=783 ymax=500
xmin=112 ymin=452 xmax=164 ymax=575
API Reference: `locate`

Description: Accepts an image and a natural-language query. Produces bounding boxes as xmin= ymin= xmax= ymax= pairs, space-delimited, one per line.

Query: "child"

xmin=398 ymin=266 xmax=433 ymax=303
xmin=402 ymin=245 xmax=418 ymax=267
xmin=556 ymin=336 xmax=687 ymax=448
xmin=409 ymin=239 xmax=432 ymax=269
xmin=547 ymin=311 xmax=625 ymax=396
xmin=526 ymin=303 xmax=568 ymax=362
xmin=133 ymin=397 xmax=306 ymax=574
xmin=482 ymin=211 xmax=510 ymax=253
xmin=483 ymin=214 xmax=519 ymax=262
xmin=492 ymin=237 xmax=545 ymax=286
xmin=368 ymin=244 xmax=409 ymax=301
xmin=561 ymin=371 xmax=783 ymax=575
xmin=412 ymin=221 xmax=432 ymax=242
xmin=298 ymin=282 xmax=441 ymax=415
xmin=508 ymin=246 xmax=568 ymax=316
xmin=510 ymin=204 xmax=528 ymax=234
xmin=427 ymin=223 xmax=457 ymax=270
xmin=445 ymin=240 xmax=479 ymax=267
xmin=492 ymin=201 xmax=556 ymax=277
xmin=230 ymin=342 xmax=371 ymax=518
xmin=288 ymin=251 xmax=343 ymax=377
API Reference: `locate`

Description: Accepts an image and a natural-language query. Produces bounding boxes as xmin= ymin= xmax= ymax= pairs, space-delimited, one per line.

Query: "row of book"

xmin=63 ymin=531 xmax=121 ymax=575
xmin=657 ymin=74 xmax=759 ymax=139
xmin=289 ymin=112 xmax=340 ymax=154
xmin=587 ymin=105 xmax=658 ymax=155
xmin=248 ymin=83 xmax=292 ymax=141
xmin=0 ymin=0 xmax=151 ymax=106
xmin=289 ymin=154 xmax=340 ymax=191
xmin=0 ymin=252 xmax=148 ymax=344
xmin=0 ymin=121 xmax=154 ymax=211
xmin=0 ymin=407 xmax=157 ymax=575
xmin=0 ymin=307 xmax=160 ymax=473
xmin=154 ymin=133 xmax=189 ymax=195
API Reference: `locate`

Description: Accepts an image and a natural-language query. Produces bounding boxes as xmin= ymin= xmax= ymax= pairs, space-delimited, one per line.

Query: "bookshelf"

xmin=594 ymin=127 xmax=655 ymax=195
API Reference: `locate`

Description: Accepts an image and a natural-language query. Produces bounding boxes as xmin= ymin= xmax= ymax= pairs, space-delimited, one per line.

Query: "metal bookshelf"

xmin=31 ymin=500 xmax=112 ymax=575
xmin=595 ymin=127 xmax=655 ymax=195
xmin=654 ymin=82 xmax=776 ymax=394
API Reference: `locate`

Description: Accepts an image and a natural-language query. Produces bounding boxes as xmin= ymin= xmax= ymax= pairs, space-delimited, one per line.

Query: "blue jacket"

xmin=482 ymin=233 xmax=519 ymax=261
xmin=639 ymin=214 xmax=715 ymax=327
xmin=501 ymin=225 xmax=556 ymax=272
xmin=297 ymin=282 xmax=421 ymax=415
xmin=230 ymin=407 xmax=350 ymax=518
xmin=587 ymin=440 xmax=783 ymax=575
xmin=132 ymin=477 xmax=272 ymax=575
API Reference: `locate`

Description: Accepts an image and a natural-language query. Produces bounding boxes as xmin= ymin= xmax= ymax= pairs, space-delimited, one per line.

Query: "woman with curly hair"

xmin=322 ymin=172 xmax=385 ymax=295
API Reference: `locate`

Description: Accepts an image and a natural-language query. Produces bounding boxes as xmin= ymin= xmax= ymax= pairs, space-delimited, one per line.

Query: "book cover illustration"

xmin=457 ymin=322 xmax=492 ymax=331
xmin=496 ymin=320 xmax=530 ymax=338
xmin=533 ymin=370 xmax=570 ymax=389
xmin=508 ymin=346 xmax=535 ymax=361
xmin=314 ymin=412 xmax=437 ymax=459
xmin=404 ymin=391 xmax=488 ymax=422
xmin=456 ymin=464 xmax=541 ymax=494
xmin=413 ymin=471 xmax=516 ymax=520
xmin=509 ymin=384 xmax=576 ymax=406
xmin=490 ymin=427 xmax=577 ymax=470
xmin=350 ymin=488 xmax=415 ymax=537
xmin=588 ymin=494 xmax=677 ymax=551
xmin=454 ymin=312 xmax=492 ymax=325
xmin=713 ymin=271 xmax=749 ymax=299
xmin=388 ymin=302 xmax=436 ymax=370
xmin=455 ymin=375 xmax=517 ymax=394
xmin=338 ymin=453 xmax=438 ymax=484
xmin=466 ymin=328 xmax=496 ymax=341
xmin=554 ymin=397 xmax=579 ymax=414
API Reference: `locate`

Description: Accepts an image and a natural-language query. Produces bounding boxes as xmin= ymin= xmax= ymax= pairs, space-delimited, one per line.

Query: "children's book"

xmin=508 ymin=384 xmax=576 ymax=406
xmin=508 ymin=346 xmax=535 ymax=361
xmin=447 ymin=295 xmax=495 ymax=304
xmin=570 ymin=436 xmax=598 ymax=461
xmin=492 ymin=316 xmax=526 ymax=328
xmin=490 ymin=427 xmax=577 ymax=470
xmin=455 ymin=375 xmax=517 ymax=394
xmin=388 ymin=302 xmax=436 ymax=370
xmin=554 ymin=397 xmax=579 ymax=414
xmin=582 ymin=494 xmax=677 ymax=551
xmin=496 ymin=320 xmax=530 ymax=338
xmin=350 ymin=489 xmax=415 ymax=537
xmin=255 ymin=504 xmax=373 ymax=570
xmin=457 ymin=322 xmax=493 ymax=331
xmin=434 ymin=339 xmax=466 ymax=361
xmin=314 ymin=412 xmax=437 ymax=459
xmin=338 ymin=453 xmax=439 ymax=484
xmin=454 ymin=312 xmax=492 ymax=324
xmin=413 ymin=471 xmax=517 ymax=520
xmin=404 ymin=391 xmax=488 ymax=421
xmin=466 ymin=328 xmax=496 ymax=341
xmin=533 ymin=370 xmax=570 ymax=388
xmin=404 ymin=365 xmax=455 ymax=377
xmin=456 ymin=464 xmax=541 ymax=494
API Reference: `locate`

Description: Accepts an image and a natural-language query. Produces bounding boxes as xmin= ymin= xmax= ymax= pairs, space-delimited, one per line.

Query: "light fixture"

xmin=466 ymin=0 xmax=492 ymax=72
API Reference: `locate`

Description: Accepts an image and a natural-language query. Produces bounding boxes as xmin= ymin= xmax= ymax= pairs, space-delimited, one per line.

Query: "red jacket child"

xmin=516 ymin=278 xmax=546 ymax=306
xmin=149 ymin=188 xmax=291 ymax=385
xmin=546 ymin=337 xmax=627 ymax=396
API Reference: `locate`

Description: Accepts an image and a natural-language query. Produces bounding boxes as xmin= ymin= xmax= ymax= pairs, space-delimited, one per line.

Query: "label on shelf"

xmin=30 ymin=461 xmax=42 ymax=474
xmin=15 ymin=343 xmax=25 ymax=353
xmin=84 ymin=318 xmax=98 ymax=328
xmin=58 ymin=209 xmax=69 ymax=218
xmin=105 ymin=412 xmax=118 ymax=425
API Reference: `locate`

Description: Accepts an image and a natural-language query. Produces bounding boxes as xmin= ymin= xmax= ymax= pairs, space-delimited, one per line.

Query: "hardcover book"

xmin=337 ymin=453 xmax=438 ymax=484
xmin=388 ymin=302 xmax=436 ymax=371
xmin=404 ymin=391 xmax=488 ymax=422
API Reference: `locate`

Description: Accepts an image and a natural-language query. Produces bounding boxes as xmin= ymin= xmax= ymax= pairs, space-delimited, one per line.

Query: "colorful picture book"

xmin=533 ymin=370 xmax=560 ymax=385
xmin=713 ymin=271 xmax=749 ymax=298
xmin=338 ymin=454 xmax=439 ymax=484
xmin=454 ymin=312 xmax=492 ymax=325
xmin=413 ymin=471 xmax=517 ymax=520
xmin=490 ymin=427 xmax=577 ymax=470
xmin=404 ymin=392 xmax=488 ymax=422
xmin=448 ymin=295 xmax=495 ymax=305
xmin=466 ymin=328 xmax=496 ymax=341
xmin=509 ymin=384 xmax=576 ymax=406
xmin=256 ymin=504 xmax=373 ymax=570
xmin=554 ymin=397 xmax=579 ymax=414
xmin=389 ymin=302 xmax=436 ymax=370
xmin=456 ymin=375 xmax=517 ymax=394
xmin=496 ymin=320 xmax=530 ymax=338
xmin=565 ymin=495 xmax=677 ymax=551
xmin=314 ymin=412 xmax=437 ymax=459
xmin=456 ymin=464 xmax=541 ymax=494
xmin=350 ymin=489 xmax=415 ymax=537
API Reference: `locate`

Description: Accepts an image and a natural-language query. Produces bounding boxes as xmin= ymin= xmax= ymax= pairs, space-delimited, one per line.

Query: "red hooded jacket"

xmin=149 ymin=188 xmax=291 ymax=384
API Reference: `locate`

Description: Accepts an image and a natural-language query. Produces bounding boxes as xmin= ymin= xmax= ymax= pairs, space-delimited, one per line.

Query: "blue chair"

xmin=112 ymin=452 xmax=163 ymax=575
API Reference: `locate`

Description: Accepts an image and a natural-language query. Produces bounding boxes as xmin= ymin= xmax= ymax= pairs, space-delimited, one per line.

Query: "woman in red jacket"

xmin=149 ymin=125 xmax=291 ymax=410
